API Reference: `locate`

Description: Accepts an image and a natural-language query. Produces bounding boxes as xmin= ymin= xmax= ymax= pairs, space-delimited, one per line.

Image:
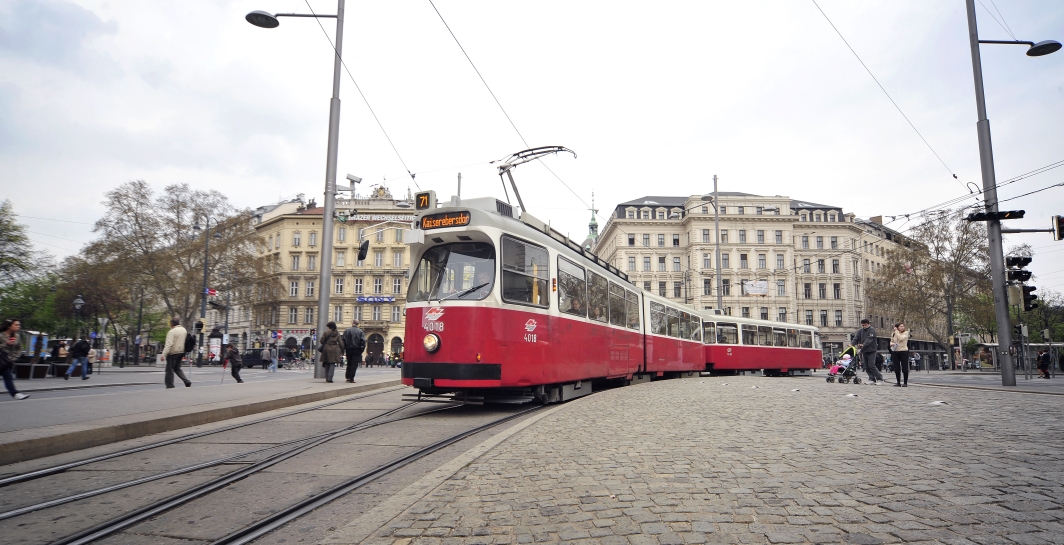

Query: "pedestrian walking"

xmin=268 ymin=345 xmax=278 ymax=373
xmin=259 ymin=347 xmax=269 ymax=370
xmin=0 ymin=319 xmax=29 ymax=400
xmin=51 ymin=340 xmax=67 ymax=366
xmin=225 ymin=343 xmax=244 ymax=383
xmin=64 ymin=335 xmax=92 ymax=380
xmin=318 ymin=321 xmax=345 ymax=383
xmin=341 ymin=319 xmax=366 ymax=383
xmin=161 ymin=317 xmax=192 ymax=388
xmin=1037 ymin=350 xmax=1051 ymax=379
xmin=890 ymin=322 xmax=911 ymax=387
xmin=853 ymin=318 xmax=884 ymax=385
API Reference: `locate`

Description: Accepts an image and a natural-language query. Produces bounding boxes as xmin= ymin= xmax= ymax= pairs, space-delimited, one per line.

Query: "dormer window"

xmin=626 ymin=209 xmax=635 ymax=219
xmin=656 ymin=210 xmax=665 ymax=220
xmin=641 ymin=209 xmax=650 ymax=219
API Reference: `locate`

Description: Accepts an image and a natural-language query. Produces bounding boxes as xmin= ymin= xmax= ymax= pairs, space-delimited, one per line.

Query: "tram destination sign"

xmin=421 ymin=211 xmax=471 ymax=230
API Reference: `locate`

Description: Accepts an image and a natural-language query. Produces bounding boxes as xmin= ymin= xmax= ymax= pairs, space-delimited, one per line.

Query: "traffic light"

xmin=1014 ymin=324 xmax=1026 ymax=339
xmin=1023 ymin=286 xmax=1038 ymax=312
xmin=1053 ymin=215 xmax=1064 ymax=241
xmin=1006 ymin=256 xmax=1032 ymax=268
xmin=965 ymin=210 xmax=1025 ymax=222
xmin=1007 ymin=269 xmax=1032 ymax=282
xmin=357 ymin=239 xmax=370 ymax=262
xmin=194 ymin=320 xmax=204 ymax=334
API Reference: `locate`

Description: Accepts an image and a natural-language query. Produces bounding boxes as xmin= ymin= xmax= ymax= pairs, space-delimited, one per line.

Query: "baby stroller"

xmin=826 ymin=346 xmax=862 ymax=384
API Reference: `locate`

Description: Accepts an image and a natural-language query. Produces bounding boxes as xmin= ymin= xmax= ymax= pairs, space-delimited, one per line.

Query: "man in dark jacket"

xmin=225 ymin=343 xmax=244 ymax=383
xmin=853 ymin=319 xmax=884 ymax=384
xmin=342 ymin=319 xmax=366 ymax=383
xmin=65 ymin=335 xmax=91 ymax=380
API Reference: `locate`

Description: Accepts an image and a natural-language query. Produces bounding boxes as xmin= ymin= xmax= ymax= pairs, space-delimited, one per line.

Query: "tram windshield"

xmin=408 ymin=243 xmax=496 ymax=302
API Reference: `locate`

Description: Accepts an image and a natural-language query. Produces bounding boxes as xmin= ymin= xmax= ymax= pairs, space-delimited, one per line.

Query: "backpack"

xmin=183 ymin=332 xmax=196 ymax=353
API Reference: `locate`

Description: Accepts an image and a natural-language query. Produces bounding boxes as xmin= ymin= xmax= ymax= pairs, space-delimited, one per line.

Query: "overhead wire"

xmin=302 ymin=0 xmax=420 ymax=190
xmin=810 ymin=0 xmax=961 ymax=186
xmin=14 ymin=214 xmax=94 ymax=225
xmin=978 ymin=0 xmax=1017 ymax=40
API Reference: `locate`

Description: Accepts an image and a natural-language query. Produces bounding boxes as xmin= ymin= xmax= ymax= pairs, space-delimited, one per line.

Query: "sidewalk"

xmin=0 ymin=368 xmax=403 ymax=465
xmin=328 ymin=375 xmax=1064 ymax=545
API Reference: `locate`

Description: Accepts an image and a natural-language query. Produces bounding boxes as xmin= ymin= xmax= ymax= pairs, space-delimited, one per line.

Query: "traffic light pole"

xmin=966 ymin=0 xmax=1015 ymax=386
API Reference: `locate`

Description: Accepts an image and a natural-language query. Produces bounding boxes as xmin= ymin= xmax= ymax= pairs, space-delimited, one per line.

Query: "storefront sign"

xmin=357 ymin=296 xmax=396 ymax=303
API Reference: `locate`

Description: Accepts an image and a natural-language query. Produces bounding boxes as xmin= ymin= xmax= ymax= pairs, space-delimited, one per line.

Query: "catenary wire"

xmin=810 ymin=0 xmax=960 ymax=185
xmin=979 ymin=0 xmax=1017 ymax=40
xmin=302 ymin=0 xmax=420 ymax=190
xmin=14 ymin=214 xmax=94 ymax=225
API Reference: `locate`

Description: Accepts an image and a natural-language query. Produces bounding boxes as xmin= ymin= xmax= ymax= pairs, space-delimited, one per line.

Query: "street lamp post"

xmin=193 ymin=217 xmax=222 ymax=368
xmin=964 ymin=0 xmax=1060 ymax=387
xmin=73 ymin=295 xmax=84 ymax=340
xmin=248 ymin=1 xmax=346 ymax=380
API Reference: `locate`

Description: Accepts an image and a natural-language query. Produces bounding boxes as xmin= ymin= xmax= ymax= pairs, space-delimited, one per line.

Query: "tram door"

xmin=366 ymin=334 xmax=384 ymax=365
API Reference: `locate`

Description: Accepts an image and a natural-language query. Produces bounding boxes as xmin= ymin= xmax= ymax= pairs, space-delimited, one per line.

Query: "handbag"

xmin=0 ymin=350 xmax=11 ymax=373
xmin=890 ymin=342 xmax=898 ymax=352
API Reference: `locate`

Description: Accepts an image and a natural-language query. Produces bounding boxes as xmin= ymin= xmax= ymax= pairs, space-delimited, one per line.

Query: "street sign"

xmin=89 ymin=331 xmax=97 ymax=339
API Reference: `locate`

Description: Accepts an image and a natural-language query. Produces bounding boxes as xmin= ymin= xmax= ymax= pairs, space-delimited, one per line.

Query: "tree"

xmin=0 ymin=200 xmax=35 ymax=286
xmin=867 ymin=209 xmax=991 ymax=368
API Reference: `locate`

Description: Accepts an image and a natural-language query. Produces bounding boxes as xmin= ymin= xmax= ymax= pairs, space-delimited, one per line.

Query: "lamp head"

xmin=395 ymin=201 xmax=412 ymax=209
xmin=246 ymin=10 xmax=280 ymax=28
xmin=193 ymin=223 xmax=202 ymax=231
xmin=700 ymin=194 xmax=714 ymax=202
xmin=1027 ymin=40 xmax=1062 ymax=57
xmin=345 ymin=174 xmax=362 ymax=184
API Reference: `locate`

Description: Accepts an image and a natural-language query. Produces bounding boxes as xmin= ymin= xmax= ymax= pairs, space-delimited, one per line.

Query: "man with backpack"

xmin=342 ymin=319 xmax=366 ymax=383
xmin=162 ymin=317 xmax=193 ymax=388
xmin=64 ymin=335 xmax=92 ymax=380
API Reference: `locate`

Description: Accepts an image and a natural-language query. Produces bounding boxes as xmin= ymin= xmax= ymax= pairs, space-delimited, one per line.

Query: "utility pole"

xmin=713 ymin=175 xmax=722 ymax=311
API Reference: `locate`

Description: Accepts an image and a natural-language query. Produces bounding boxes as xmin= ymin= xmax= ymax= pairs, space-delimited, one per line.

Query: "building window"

xmin=293 ymin=232 xmax=301 ymax=247
xmin=626 ymin=210 xmax=635 ymax=219
xmin=291 ymin=255 xmax=300 ymax=270
xmin=757 ymin=254 xmax=766 ymax=269
xmin=658 ymin=256 xmax=666 ymax=271
xmin=779 ymin=307 xmax=788 ymax=322
xmin=757 ymin=230 xmax=765 ymax=243
xmin=393 ymin=278 xmax=402 ymax=293
xmin=800 ymin=213 xmax=807 ymax=222
xmin=721 ymin=253 xmax=730 ymax=268
xmin=375 ymin=229 xmax=384 ymax=243
xmin=335 ymin=278 xmax=344 ymax=294
xmin=815 ymin=213 xmax=822 ymax=222
xmin=373 ymin=277 xmax=383 ymax=294
xmin=306 ymin=281 xmax=315 ymax=297
xmin=290 ymin=281 xmax=298 ymax=297
xmin=674 ymin=282 xmax=682 ymax=298
xmin=739 ymin=254 xmax=749 ymax=269
xmin=719 ymin=206 xmax=727 ymax=215
xmin=392 ymin=306 xmax=402 ymax=322
xmin=657 ymin=234 xmax=665 ymax=247
xmin=393 ymin=251 xmax=403 ymax=268
xmin=672 ymin=234 xmax=680 ymax=246
xmin=776 ymin=254 xmax=785 ymax=270
xmin=354 ymin=278 xmax=363 ymax=294
xmin=353 ymin=306 xmax=362 ymax=321
xmin=337 ymin=227 xmax=345 ymax=243
xmin=305 ymin=307 xmax=314 ymax=324
xmin=372 ymin=305 xmax=382 ymax=321
xmin=805 ymin=310 xmax=813 ymax=325
xmin=335 ymin=252 xmax=345 ymax=267
xmin=818 ymin=283 xmax=826 ymax=299
xmin=643 ymin=281 xmax=651 ymax=292
xmin=703 ymin=254 xmax=711 ymax=269
xmin=720 ymin=230 xmax=728 ymax=243
xmin=374 ymin=251 xmax=383 ymax=267
xmin=760 ymin=307 xmax=768 ymax=320
xmin=628 ymin=257 xmax=636 ymax=271
xmin=816 ymin=236 xmax=823 ymax=249
xmin=804 ymin=283 xmax=812 ymax=298
xmin=656 ymin=210 xmax=665 ymax=220
xmin=756 ymin=207 xmax=764 ymax=215
xmin=267 ymin=235 xmax=272 ymax=250
xmin=701 ymin=206 xmax=708 ymax=214
xmin=832 ymin=259 xmax=840 ymax=274
xmin=643 ymin=257 xmax=651 ymax=271
xmin=307 ymin=255 xmax=316 ymax=271
xmin=641 ymin=210 xmax=650 ymax=219
xmin=820 ymin=310 xmax=828 ymax=326
xmin=775 ymin=230 xmax=783 ymax=244
xmin=801 ymin=236 xmax=809 ymax=249
xmin=739 ymin=230 xmax=747 ymax=243
xmin=628 ymin=234 xmax=635 ymax=246
xmin=835 ymin=310 xmax=843 ymax=326
xmin=288 ymin=307 xmax=297 ymax=324
xmin=737 ymin=206 xmax=745 ymax=215
xmin=395 ymin=228 xmax=403 ymax=243
xmin=658 ymin=281 xmax=666 ymax=297
xmin=741 ymin=307 xmax=750 ymax=318
xmin=831 ymin=236 xmax=838 ymax=249
xmin=309 ymin=232 xmax=317 ymax=246
xmin=833 ymin=283 xmax=841 ymax=299
xmin=777 ymin=280 xmax=786 ymax=296
xmin=818 ymin=259 xmax=825 ymax=274
xmin=702 ymin=229 xmax=710 ymax=243
xmin=803 ymin=259 xmax=811 ymax=273
xmin=673 ymin=257 xmax=681 ymax=272
xmin=642 ymin=234 xmax=650 ymax=246
xmin=721 ymin=279 xmax=731 ymax=296
xmin=829 ymin=213 xmax=837 ymax=222
xmin=334 ymin=305 xmax=343 ymax=322
xmin=703 ymin=279 xmax=712 ymax=296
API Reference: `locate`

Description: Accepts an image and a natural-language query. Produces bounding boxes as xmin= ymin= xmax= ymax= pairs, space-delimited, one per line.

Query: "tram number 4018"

xmin=523 ymin=333 xmax=537 ymax=343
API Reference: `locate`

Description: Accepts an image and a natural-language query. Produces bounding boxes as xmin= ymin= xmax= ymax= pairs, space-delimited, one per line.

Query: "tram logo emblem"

xmin=524 ymin=319 xmax=538 ymax=332
xmin=425 ymin=308 xmax=445 ymax=321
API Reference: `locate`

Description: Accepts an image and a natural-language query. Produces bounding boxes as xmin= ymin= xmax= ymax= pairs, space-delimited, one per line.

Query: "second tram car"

xmin=401 ymin=194 xmax=821 ymax=403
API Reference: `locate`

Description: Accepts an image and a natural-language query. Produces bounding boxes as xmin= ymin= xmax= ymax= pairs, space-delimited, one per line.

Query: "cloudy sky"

xmin=2 ymin=0 xmax=1063 ymax=292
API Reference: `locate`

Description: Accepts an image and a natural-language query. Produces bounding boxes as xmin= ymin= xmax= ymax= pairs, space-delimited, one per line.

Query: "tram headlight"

xmin=423 ymin=333 xmax=440 ymax=353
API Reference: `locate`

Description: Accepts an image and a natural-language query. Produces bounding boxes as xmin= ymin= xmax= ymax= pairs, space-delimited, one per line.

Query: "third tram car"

xmin=400 ymin=193 xmax=821 ymax=403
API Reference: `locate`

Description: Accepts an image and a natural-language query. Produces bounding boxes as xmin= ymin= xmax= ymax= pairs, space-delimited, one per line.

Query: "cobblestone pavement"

xmin=356 ymin=376 xmax=1063 ymax=545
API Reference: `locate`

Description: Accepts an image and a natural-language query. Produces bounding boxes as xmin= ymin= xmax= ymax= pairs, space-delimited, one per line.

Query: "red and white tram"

xmin=401 ymin=193 xmax=821 ymax=403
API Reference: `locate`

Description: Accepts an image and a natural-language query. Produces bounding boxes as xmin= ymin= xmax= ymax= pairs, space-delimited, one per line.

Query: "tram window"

xmin=787 ymin=329 xmax=799 ymax=347
xmin=689 ymin=316 xmax=702 ymax=342
xmin=608 ymin=282 xmax=626 ymax=327
xmin=799 ymin=330 xmax=813 ymax=348
xmin=625 ymin=290 xmax=640 ymax=330
xmin=650 ymin=301 xmax=667 ymax=335
xmin=407 ymin=243 xmax=495 ymax=302
xmin=588 ymin=272 xmax=609 ymax=322
xmin=703 ymin=322 xmax=716 ymax=344
xmin=667 ymin=307 xmax=681 ymax=338
xmin=501 ymin=236 xmax=549 ymax=308
xmin=741 ymin=325 xmax=757 ymax=345
xmin=679 ymin=312 xmax=690 ymax=339
xmin=758 ymin=326 xmax=772 ymax=346
xmin=558 ymin=257 xmax=587 ymax=317
xmin=773 ymin=328 xmax=787 ymax=347
xmin=717 ymin=323 xmax=738 ymax=344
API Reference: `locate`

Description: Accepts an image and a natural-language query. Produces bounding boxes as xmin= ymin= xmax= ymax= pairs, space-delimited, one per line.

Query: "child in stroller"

xmin=826 ymin=348 xmax=862 ymax=384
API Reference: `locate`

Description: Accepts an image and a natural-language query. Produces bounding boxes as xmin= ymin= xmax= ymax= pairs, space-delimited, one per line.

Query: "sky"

xmin=2 ymin=0 xmax=1063 ymax=293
